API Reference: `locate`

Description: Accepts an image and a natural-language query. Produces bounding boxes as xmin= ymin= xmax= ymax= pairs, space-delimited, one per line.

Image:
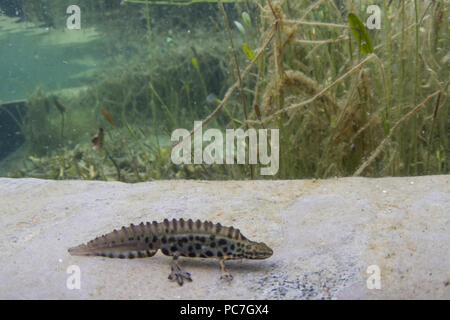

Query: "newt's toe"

xmin=220 ymin=273 xmax=233 ymax=282
xmin=169 ymin=271 xmax=192 ymax=286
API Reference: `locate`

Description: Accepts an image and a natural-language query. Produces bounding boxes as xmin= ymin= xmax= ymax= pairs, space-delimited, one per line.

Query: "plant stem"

xmin=104 ymin=146 xmax=121 ymax=181
xmin=218 ymin=0 xmax=249 ymax=123
xmin=218 ymin=0 xmax=252 ymax=178
xmin=412 ymin=0 xmax=420 ymax=175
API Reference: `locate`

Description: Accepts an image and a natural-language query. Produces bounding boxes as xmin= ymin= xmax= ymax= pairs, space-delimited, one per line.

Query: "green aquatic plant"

xmin=51 ymin=96 xmax=67 ymax=143
xmin=100 ymin=109 xmax=141 ymax=181
xmin=7 ymin=0 xmax=448 ymax=181
xmin=191 ymin=56 xmax=208 ymax=99
xmin=91 ymin=127 xmax=121 ymax=180
xmin=124 ymin=0 xmax=245 ymax=5
xmin=347 ymin=13 xmax=374 ymax=55
xmin=242 ymin=11 xmax=251 ymax=29
xmin=233 ymin=21 xmax=246 ymax=35
xmin=241 ymin=43 xmax=255 ymax=61
xmin=23 ymin=89 xmax=64 ymax=155
xmin=218 ymin=0 xmax=249 ymax=123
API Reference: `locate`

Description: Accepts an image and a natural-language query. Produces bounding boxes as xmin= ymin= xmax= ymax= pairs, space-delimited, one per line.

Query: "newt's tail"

xmin=68 ymin=242 xmax=157 ymax=259
xmin=68 ymin=223 xmax=159 ymax=259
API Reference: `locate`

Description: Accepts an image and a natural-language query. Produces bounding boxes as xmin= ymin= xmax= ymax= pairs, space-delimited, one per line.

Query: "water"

xmin=0 ymin=0 xmax=448 ymax=181
xmin=0 ymin=15 xmax=104 ymax=101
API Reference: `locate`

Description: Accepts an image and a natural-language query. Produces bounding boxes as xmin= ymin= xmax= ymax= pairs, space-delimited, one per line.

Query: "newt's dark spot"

xmin=170 ymin=246 xmax=177 ymax=252
xmin=148 ymin=243 xmax=153 ymax=249
xmin=210 ymin=242 xmax=216 ymax=248
xmin=128 ymin=237 xmax=134 ymax=241
xmin=168 ymin=237 xmax=175 ymax=243
xmin=188 ymin=246 xmax=194 ymax=252
xmin=189 ymin=235 xmax=194 ymax=241
xmin=136 ymin=236 xmax=141 ymax=241
xmin=195 ymin=243 xmax=201 ymax=250
xmin=161 ymin=236 xmax=167 ymax=244
xmin=206 ymin=250 xmax=214 ymax=257
xmin=152 ymin=236 xmax=158 ymax=242
xmin=209 ymin=235 xmax=215 ymax=241
xmin=223 ymin=247 xmax=228 ymax=252
xmin=172 ymin=219 xmax=178 ymax=232
xmin=230 ymin=244 xmax=235 ymax=250
xmin=199 ymin=253 xmax=207 ymax=258
xmin=217 ymin=251 xmax=223 ymax=257
xmin=161 ymin=248 xmax=169 ymax=255
xmin=218 ymin=239 xmax=227 ymax=246
xmin=119 ymin=254 xmax=126 ymax=259
xmin=188 ymin=252 xmax=196 ymax=257
xmin=128 ymin=253 xmax=135 ymax=259
xmin=108 ymin=253 xmax=115 ymax=258
xmin=177 ymin=239 xmax=184 ymax=247
xmin=199 ymin=236 xmax=206 ymax=243
xmin=145 ymin=237 xmax=149 ymax=243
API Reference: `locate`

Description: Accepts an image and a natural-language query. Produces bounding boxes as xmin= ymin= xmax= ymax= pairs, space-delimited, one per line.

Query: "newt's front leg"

xmin=168 ymin=256 xmax=192 ymax=286
xmin=219 ymin=257 xmax=233 ymax=282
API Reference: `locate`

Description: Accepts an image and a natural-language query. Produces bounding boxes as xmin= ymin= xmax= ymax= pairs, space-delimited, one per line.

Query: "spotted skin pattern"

xmin=68 ymin=218 xmax=273 ymax=285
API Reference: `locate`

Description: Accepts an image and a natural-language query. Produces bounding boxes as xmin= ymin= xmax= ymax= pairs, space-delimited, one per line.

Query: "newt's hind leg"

xmin=168 ymin=255 xmax=192 ymax=286
xmin=219 ymin=257 xmax=233 ymax=282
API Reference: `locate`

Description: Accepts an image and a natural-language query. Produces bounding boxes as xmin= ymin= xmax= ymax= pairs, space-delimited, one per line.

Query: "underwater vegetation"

xmin=3 ymin=0 xmax=449 ymax=181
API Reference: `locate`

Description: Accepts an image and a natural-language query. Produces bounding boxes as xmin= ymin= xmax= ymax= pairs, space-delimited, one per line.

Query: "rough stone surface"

xmin=0 ymin=176 xmax=448 ymax=299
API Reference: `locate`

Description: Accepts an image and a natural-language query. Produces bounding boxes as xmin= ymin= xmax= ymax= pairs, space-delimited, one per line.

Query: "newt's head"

xmin=242 ymin=241 xmax=273 ymax=259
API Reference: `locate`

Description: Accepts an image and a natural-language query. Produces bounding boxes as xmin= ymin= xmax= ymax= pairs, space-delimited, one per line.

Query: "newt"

xmin=68 ymin=218 xmax=273 ymax=286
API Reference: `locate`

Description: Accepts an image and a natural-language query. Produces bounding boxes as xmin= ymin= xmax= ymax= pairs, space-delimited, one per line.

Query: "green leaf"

xmin=234 ymin=21 xmax=245 ymax=35
xmin=126 ymin=123 xmax=138 ymax=140
xmin=241 ymin=43 xmax=255 ymax=60
xmin=348 ymin=13 xmax=374 ymax=55
xmin=232 ymin=118 xmax=244 ymax=126
xmin=330 ymin=115 xmax=337 ymax=128
xmin=191 ymin=57 xmax=199 ymax=69
xmin=242 ymin=12 xmax=251 ymax=28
